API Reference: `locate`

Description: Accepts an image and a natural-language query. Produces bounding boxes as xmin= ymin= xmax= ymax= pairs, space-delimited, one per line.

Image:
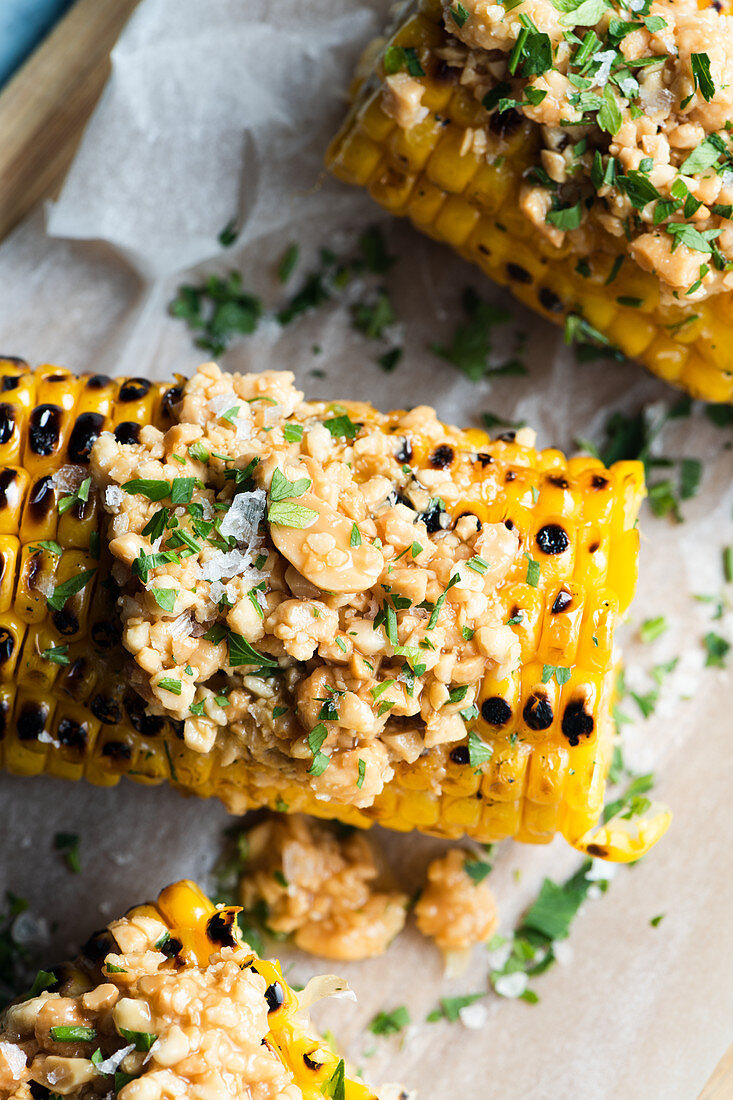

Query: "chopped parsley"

xmin=467 ymin=731 xmax=493 ymax=768
xmin=426 ymin=993 xmax=485 ymax=1023
xmin=158 ymin=677 xmax=182 ymax=696
xmin=431 ymin=287 xmax=511 ymax=381
xmin=307 ymin=723 xmax=330 ymax=776
xmin=218 ymin=218 xmax=238 ymax=248
xmin=321 ymin=1059 xmax=346 ymax=1100
xmin=54 ymin=832 xmax=81 ymax=874
xmin=681 ymin=52 xmax=715 ymax=108
xmin=122 ymin=478 xmax=171 ymax=502
xmin=118 ymin=1029 xmax=157 ymax=1051
xmin=383 ymin=45 xmax=425 ymax=77
xmin=324 ymin=414 xmax=359 ymax=440
xmin=524 ymin=553 xmax=540 ymax=587
xmin=47 ymin=568 xmax=96 ymax=612
xmin=152 ymin=587 xmax=177 ymax=612
xmin=50 ymin=1025 xmax=96 ymax=1043
xmin=368 ymin=1005 xmax=411 ymax=1036
xmin=58 ymin=476 xmax=91 ymax=515
xmin=704 ymin=631 xmax=730 ymax=668
xmin=169 ymin=272 xmax=262 ymax=357
xmin=41 ymin=644 xmax=69 ymax=665
xmin=282 ymin=423 xmax=304 ymax=443
xmin=228 ymin=633 xmax=279 ymax=670
xmin=464 ymin=858 xmax=493 ymax=883
xmin=640 ymin=616 xmax=668 ymax=644
xmin=449 ymin=2 xmax=469 ymax=27
xmin=541 ymin=664 xmax=571 ymax=686
xmin=277 ymin=243 xmax=300 ymax=283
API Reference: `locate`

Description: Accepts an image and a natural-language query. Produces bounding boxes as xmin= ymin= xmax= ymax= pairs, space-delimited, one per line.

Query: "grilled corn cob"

xmin=0 ymin=358 xmax=669 ymax=861
xmin=326 ymin=0 xmax=733 ymax=403
xmin=0 ymin=878 xmax=376 ymax=1099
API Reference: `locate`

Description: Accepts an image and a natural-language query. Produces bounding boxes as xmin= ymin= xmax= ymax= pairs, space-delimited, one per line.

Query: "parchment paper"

xmin=0 ymin=1 xmax=732 ymax=1097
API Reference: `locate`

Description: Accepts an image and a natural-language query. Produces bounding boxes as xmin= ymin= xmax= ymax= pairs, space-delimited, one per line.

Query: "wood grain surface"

xmin=0 ymin=0 xmax=141 ymax=243
xmin=700 ymin=1042 xmax=733 ymax=1099
xmin=0 ymin=0 xmax=730 ymax=1094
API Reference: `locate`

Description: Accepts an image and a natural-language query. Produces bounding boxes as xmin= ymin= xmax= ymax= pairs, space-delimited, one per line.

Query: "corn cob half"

xmin=0 ymin=358 xmax=669 ymax=862
xmin=0 ymin=878 xmax=376 ymax=1099
xmin=326 ymin=0 xmax=733 ymax=403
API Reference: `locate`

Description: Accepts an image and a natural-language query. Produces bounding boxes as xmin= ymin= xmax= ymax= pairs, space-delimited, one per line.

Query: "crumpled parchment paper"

xmin=0 ymin=1 xmax=731 ymax=1097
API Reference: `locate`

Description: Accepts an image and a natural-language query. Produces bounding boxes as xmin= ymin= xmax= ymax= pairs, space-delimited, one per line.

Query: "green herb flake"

xmin=158 ymin=677 xmax=182 ymax=696
xmin=541 ymin=664 xmax=571 ymax=686
xmin=464 ymin=858 xmax=493 ymax=884
xmin=118 ymin=1029 xmax=158 ymax=1052
xmin=704 ymin=631 xmax=730 ymax=668
xmin=324 ymin=414 xmax=360 ymax=440
xmin=426 ymin=993 xmax=485 ymax=1023
xmin=640 ymin=616 xmax=668 ymax=644
xmin=321 ymin=1058 xmax=346 ymax=1100
xmin=308 ymin=723 xmax=330 ymax=776
xmin=382 ymin=45 xmax=425 ymax=78
xmin=152 ymin=587 xmax=177 ymax=612
xmin=467 ymin=731 xmax=493 ymax=768
xmin=525 ymin=553 xmax=540 ymax=587
xmin=269 ymin=468 xmax=311 ymax=501
xmin=228 ymin=633 xmax=279 ymax=669
xmin=546 ymin=202 xmax=582 ymax=231
xmin=121 ymin=478 xmax=171 ymax=502
xmin=29 ymin=540 xmax=62 ymax=556
xmin=49 ymin=1025 xmax=96 ymax=1043
xmin=368 ymin=1006 xmax=411 ymax=1036
xmin=218 ymin=218 xmax=238 ymax=248
xmin=47 ymin=568 xmax=96 ymax=612
xmin=431 ymin=287 xmax=510 ymax=381
xmin=449 ymin=2 xmax=469 ymax=26
xmin=282 ymin=423 xmax=304 ymax=443
xmin=41 ymin=644 xmax=69 ymax=666
xmin=277 ymin=243 xmax=300 ymax=284
xmin=597 ymin=85 xmax=623 ymax=135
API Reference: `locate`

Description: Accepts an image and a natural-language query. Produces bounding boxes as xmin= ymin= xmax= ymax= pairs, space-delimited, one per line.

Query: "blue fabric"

xmin=0 ymin=0 xmax=75 ymax=89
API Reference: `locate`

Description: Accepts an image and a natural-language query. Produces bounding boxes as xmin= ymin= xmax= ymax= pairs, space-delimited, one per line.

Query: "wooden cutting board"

xmin=0 ymin=0 xmax=730 ymax=1093
xmin=0 ymin=0 xmax=141 ymax=243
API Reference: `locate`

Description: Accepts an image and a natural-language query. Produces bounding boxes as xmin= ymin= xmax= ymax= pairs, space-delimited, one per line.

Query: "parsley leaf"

xmin=269 ymin=468 xmax=311 ymax=501
xmin=369 ymin=1006 xmax=411 ymax=1035
xmin=228 ymin=633 xmax=279 ymax=669
xmin=47 ymin=568 xmax=96 ymax=612
xmin=431 ymin=287 xmax=510 ymax=381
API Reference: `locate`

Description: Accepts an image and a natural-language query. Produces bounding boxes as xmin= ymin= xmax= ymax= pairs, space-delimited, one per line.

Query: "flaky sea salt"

xmin=493 ymin=971 xmax=528 ymax=999
xmin=201 ymin=548 xmax=259 ymax=583
xmin=105 ymin=484 xmax=125 ymax=509
xmin=593 ymin=50 xmax=617 ymax=87
xmin=93 ymin=1044 xmax=135 ymax=1076
xmin=51 ymin=464 xmax=87 ymax=493
xmin=0 ymin=1041 xmax=26 ymax=1080
xmin=219 ymin=489 xmax=266 ymax=542
xmin=459 ymin=1002 xmax=489 ymax=1030
xmin=208 ymin=394 xmax=252 ymax=440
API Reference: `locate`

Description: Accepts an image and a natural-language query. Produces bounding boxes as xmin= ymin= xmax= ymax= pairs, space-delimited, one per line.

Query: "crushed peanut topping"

xmin=415 ymin=849 xmax=498 ymax=953
xmin=90 ymin=362 xmax=525 ymax=810
xmin=426 ymin=0 xmax=733 ymax=302
xmin=0 ymin=912 xmax=302 ymax=1099
xmin=238 ymin=814 xmax=408 ymax=960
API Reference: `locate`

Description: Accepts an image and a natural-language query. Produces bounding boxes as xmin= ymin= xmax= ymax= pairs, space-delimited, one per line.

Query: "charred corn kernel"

xmin=0 ymin=363 xmax=657 ymax=862
xmin=0 ymin=879 xmax=376 ymax=1100
xmin=326 ymin=1 xmax=733 ymax=403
